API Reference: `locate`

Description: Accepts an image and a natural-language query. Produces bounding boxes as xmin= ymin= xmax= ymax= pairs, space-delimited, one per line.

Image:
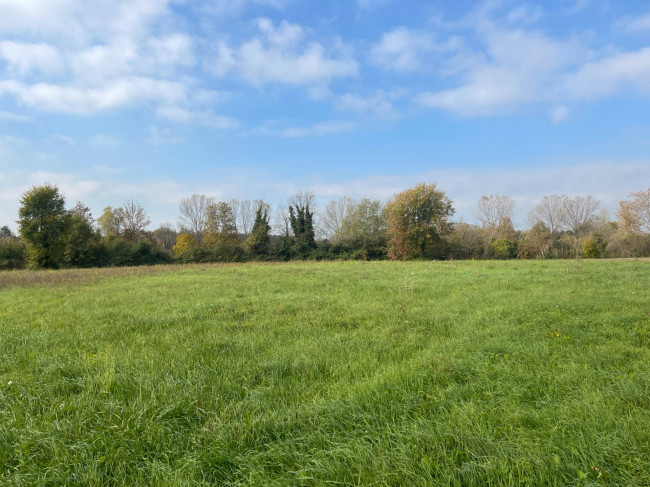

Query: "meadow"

xmin=0 ymin=260 xmax=649 ymax=486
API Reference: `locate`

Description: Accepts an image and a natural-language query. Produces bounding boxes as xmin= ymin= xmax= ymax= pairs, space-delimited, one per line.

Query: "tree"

xmin=204 ymin=202 xmax=238 ymax=246
xmin=63 ymin=212 xmax=99 ymax=267
xmin=582 ymin=235 xmax=605 ymax=258
xmin=173 ymin=233 xmax=196 ymax=255
xmin=321 ymin=196 xmax=355 ymax=243
xmin=18 ymin=184 xmax=68 ymax=268
xmin=490 ymin=239 xmax=516 ymax=259
xmin=229 ymin=199 xmax=256 ymax=236
xmin=476 ymin=195 xmax=514 ymax=232
xmin=245 ymin=202 xmax=271 ymax=257
xmin=289 ymin=203 xmax=316 ymax=250
xmin=384 ymin=183 xmax=454 ymax=260
xmin=495 ymin=217 xmax=517 ymax=242
xmin=0 ymin=238 xmax=25 ymax=270
xmin=287 ymin=191 xmax=316 ymax=252
xmin=340 ymin=198 xmax=386 ymax=257
xmin=70 ymin=201 xmax=95 ymax=226
xmin=562 ymin=195 xmax=600 ymax=235
xmin=179 ymin=194 xmax=214 ymax=244
xmin=0 ymin=225 xmax=14 ymax=239
xmin=519 ymin=223 xmax=551 ymax=259
xmin=97 ymin=206 xmax=123 ymax=237
xmin=445 ymin=223 xmax=489 ymax=260
xmin=121 ymin=200 xmax=151 ymax=241
xmin=528 ymin=195 xmax=566 ymax=234
xmin=153 ymin=224 xmax=177 ymax=251
xmin=617 ymin=189 xmax=650 ymax=235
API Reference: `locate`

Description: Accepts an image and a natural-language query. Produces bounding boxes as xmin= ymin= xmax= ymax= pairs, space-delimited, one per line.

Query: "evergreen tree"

xmin=289 ymin=203 xmax=315 ymax=251
xmin=0 ymin=225 xmax=14 ymax=239
xmin=245 ymin=203 xmax=271 ymax=257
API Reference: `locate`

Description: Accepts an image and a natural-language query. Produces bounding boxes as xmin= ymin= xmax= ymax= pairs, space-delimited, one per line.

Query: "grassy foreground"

xmin=0 ymin=260 xmax=649 ymax=486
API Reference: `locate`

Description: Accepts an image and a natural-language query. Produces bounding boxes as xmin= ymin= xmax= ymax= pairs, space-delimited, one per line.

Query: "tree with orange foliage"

xmin=617 ymin=189 xmax=650 ymax=235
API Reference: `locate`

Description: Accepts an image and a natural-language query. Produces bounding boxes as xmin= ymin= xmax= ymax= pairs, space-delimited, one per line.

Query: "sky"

xmin=1 ymin=0 xmax=650 ymax=231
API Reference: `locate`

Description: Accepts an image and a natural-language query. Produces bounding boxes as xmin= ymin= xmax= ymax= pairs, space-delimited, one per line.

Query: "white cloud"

xmin=46 ymin=134 xmax=76 ymax=145
xmin=200 ymin=0 xmax=289 ymax=17
xmin=335 ymin=90 xmax=404 ymax=117
xmin=255 ymin=120 xmax=357 ymax=137
xmin=0 ymin=0 xmax=234 ymax=127
xmin=148 ymin=126 xmax=185 ymax=145
xmin=0 ymin=0 xmax=174 ymax=43
xmin=155 ymin=106 xmax=240 ymax=128
xmin=257 ymin=18 xmax=304 ymax=47
xmin=0 ymin=110 xmax=29 ymax=122
xmin=147 ymin=34 xmax=195 ymax=68
xmin=566 ymin=47 xmax=650 ymax=101
xmin=90 ymin=135 xmax=120 ymax=148
xmin=549 ymin=105 xmax=570 ymax=124
xmin=620 ymin=12 xmax=650 ymax=32
xmin=0 ymin=0 xmax=80 ymax=37
xmin=413 ymin=3 xmax=650 ymax=119
xmin=415 ymin=14 xmax=587 ymax=117
xmin=0 ymin=41 xmax=64 ymax=76
xmin=0 ymin=134 xmax=28 ymax=147
xmin=0 ymin=78 xmax=188 ymax=114
xmin=569 ymin=0 xmax=591 ymax=13
xmin=369 ymin=27 xmax=434 ymax=72
xmin=207 ymin=19 xmax=358 ymax=86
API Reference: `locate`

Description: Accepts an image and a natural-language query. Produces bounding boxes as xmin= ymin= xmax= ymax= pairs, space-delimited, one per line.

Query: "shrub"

xmin=582 ymin=235 xmax=604 ymax=258
xmin=0 ymin=239 xmax=26 ymax=270
xmin=173 ymin=233 xmax=196 ymax=255
xmin=490 ymin=239 xmax=516 ymax=259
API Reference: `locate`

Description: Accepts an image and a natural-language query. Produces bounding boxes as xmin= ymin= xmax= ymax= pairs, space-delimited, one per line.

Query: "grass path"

xmin=1 ymin=260 xmax=649 ymax=485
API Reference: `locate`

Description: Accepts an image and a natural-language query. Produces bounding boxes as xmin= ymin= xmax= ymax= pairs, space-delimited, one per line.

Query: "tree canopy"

xmin=18 ymin=184 xmax=68 ymax=268
xmin=384 ymin=183 xmax=454 ymax=260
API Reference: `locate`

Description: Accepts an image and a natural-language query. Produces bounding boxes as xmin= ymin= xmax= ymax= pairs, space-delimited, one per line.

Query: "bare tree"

xmin=528 ymin=195 xmax=567 ymax=234
xmin=475 ymin=195 xmax=515 ymax=231
xmin=179 ymin=194 xmax=214 ymax=244
xmin=70 ymin=201 xmax=95 ymax=225
xmin=153 ymin=223 xmax=177 ymax=251
xmin=273 ymin=204 xmax=291 ymax=236
xmin=561 ymin=195 xmax=600 ymax=234
xmin=618 ymin=188 xmax=650 ymax=235
xmin=321 ymin=196 xmax=355 ymax=243
xmin=121 ymin=200 xmax=151 ymax=241
xmin=229 ymin=199 xmax=256 ymax=236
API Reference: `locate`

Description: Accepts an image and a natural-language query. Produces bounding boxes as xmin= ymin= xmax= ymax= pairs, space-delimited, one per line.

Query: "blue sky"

xmin=1 ymin=0 xmax=650 ymax=231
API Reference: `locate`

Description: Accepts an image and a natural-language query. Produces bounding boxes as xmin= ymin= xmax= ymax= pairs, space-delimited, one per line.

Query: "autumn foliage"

xmin=384 ymin=183 xmax=454 ymax=260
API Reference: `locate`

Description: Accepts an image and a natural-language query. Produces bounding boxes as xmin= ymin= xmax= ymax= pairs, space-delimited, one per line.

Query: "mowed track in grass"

xmin=0 ymin=260 xmax=649 ymax=486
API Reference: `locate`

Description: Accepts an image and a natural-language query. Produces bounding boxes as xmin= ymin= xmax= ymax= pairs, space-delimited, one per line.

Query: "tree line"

xmin=1 ymin=183 xmax=649 ymax=270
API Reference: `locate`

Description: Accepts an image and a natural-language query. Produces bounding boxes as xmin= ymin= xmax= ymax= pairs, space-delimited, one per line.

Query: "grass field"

xmin=1 ymin=260 xmax=649 ymax=486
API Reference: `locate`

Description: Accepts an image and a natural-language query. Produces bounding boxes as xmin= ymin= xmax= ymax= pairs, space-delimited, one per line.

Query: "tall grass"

xmin=1 ymin=260 xmax=648 ymax=485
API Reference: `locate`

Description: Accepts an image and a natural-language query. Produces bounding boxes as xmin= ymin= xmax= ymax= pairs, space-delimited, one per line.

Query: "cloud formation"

xmin=410 ymin=4 xmax=650 ymax=118
xmin=208 ymin=18 xmax=358 ymax=86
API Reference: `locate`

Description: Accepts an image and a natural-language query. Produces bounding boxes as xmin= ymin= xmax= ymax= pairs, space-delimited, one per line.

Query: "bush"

xmin=490 ymin=239 xmax=517 ymax=259
xmin=106 ymin=238 xmax=172 ymax=267
xmin=177 ymin=244 xmax=245 ymax=264
xmin=582 ymin=235 xmax=605 ymax=258
xmin=0 ymin=239 xmax=26 ymax=270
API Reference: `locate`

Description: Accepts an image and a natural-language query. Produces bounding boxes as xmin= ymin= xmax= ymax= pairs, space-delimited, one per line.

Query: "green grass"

xmin=1 ymin=260 xmax=649 ymax=486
